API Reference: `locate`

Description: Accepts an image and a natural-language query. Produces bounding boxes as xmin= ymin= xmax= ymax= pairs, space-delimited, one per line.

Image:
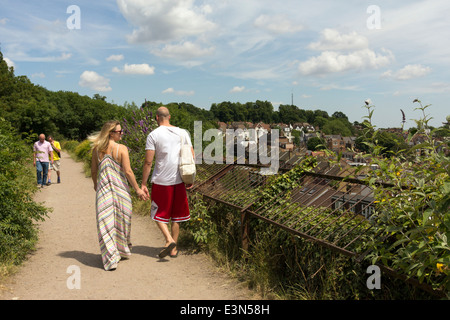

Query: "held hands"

xmin=137 ymin=185 xmax=150 ymax=201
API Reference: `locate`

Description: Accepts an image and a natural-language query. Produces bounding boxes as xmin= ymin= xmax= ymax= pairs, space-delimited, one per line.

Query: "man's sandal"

xmin=158 ymin=242 xmax=176 ymax=259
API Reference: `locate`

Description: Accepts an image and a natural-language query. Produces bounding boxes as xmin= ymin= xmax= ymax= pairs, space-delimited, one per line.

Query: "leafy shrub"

xmin=360 ymin=100 xmax=449 ymax=297
xmin=0 ymin=118 xmax=47 ymax=267
xmin=74 ymin=139 xmax=92 ymax=161
xmin=180 ymin=193 xmax=429 ymax=299
xmin=62 ymin=140 xmax=80 ymax=153
xmin=183 ymin=193 xmax=215 ymax=245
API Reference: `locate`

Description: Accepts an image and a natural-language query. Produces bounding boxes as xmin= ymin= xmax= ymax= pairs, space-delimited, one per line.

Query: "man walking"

xmin=141 ymin=106 xmax=194 ymax=259
xmin=33 ymin=133 xmax=53 ymax=188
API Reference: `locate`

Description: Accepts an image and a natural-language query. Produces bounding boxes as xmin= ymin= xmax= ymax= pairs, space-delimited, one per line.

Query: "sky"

xmin=1 ymin=0 xmax=449 ymax=129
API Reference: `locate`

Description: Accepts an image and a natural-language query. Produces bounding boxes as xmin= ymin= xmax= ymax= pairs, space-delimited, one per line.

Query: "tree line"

xmin=2 ymin=49 xmax=448 ymax=155
xmin=1 ymin=50 xmax=356 ymax=142
xmin=210 ymin=100 xmax=356 ymax=137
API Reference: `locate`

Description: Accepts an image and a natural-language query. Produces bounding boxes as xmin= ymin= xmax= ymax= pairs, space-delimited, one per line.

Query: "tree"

xmin=322 ymin=119 xmax=352 ymax=136
xmin=375 ymin=131 xmax=409 ymax=155
xmin=313 ymin=116 xmax=327 ymax=128
xmin=307 ymin=136 xmax=326 ymax=151
xmin=332 ymin=111 xmax=348 ymax=120
xmin=279 ymin=104 xmax=306 ymax=124
xmin=0 ymin=51 xmax=15 ymax=99
xmin=93 ymin=93 xmax=106 ymax=101
xmin=211 ymin=102 xmax=233 ymax=122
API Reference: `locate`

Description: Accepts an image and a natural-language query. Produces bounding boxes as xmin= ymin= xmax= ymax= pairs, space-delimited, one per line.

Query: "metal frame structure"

xmin=192 ymin=157 xmax=376 ymax=257
xmin=189 ymin=152 xmax=444 ymax=297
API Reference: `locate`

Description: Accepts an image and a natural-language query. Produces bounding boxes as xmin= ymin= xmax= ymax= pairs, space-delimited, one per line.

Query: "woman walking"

xmin=90 ymin=120 xmax=148 ymax=271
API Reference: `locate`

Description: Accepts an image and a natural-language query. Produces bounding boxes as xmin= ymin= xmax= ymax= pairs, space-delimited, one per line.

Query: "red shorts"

xmin=150 ymin=183 xmax=190 ymax=223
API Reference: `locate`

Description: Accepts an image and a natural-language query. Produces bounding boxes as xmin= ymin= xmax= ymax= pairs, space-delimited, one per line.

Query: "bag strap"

xmin=166 ymin=127 xmax=185 ymax=155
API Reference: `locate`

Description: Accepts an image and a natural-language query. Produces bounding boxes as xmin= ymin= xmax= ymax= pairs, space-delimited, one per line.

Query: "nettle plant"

xmin=359 ymin=99 xmax=449 ymax=295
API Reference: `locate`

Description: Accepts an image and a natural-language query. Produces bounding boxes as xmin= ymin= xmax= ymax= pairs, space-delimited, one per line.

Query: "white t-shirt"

xmin=145 ymin=126 xmax=192 ymax=186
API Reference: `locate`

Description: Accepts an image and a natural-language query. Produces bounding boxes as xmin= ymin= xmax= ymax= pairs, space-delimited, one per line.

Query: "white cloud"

xmin=230 ymin=86 xmax=246 ymax=93
xmin=201 ymin=4 xmax=213 ymax=15
xmin=106 ymin=54 xmax=124 ymax=62
xmin=254 ymin=14 xmax=304 ymax=34
xmin=59 ymin=53 xmax=72 ymax=60
xmin=112 ymin=63 xmax=155 ymax=75
xmin=0 ymin=18 xmax=8 ymax=25
xmin=31 ymin=72 xmax=45 ymax=78
xmin=152 ymin=41 xmax=215 ymax=60
xmin=319 ymin=83 xmax=360 ymax=91
xmin=382 ymin=64 xmax=431 ymax=80
xmin=298 ymin=29 xmax=394 ymax=76
xmin=162 ymin=87 xmax=194 ymax=96
xmin=117 ymin=0 xmax=216 ymax=43
xmin=308 ymin=29 xmax=368 ymax=51
xmin=299 ymin=49 xmax=393 ymax=76
xmin=79 ymin=71 xmax=111 ymax=92
xmin=426 ymin=82 xmax=450 ymax=93
xmin=8 ymin=52 xmax=72 ymax=63
xmin=3 ymin=57 xmax=15 ymax=69
xmin=162 ymin=88 xmax=175 ymax=94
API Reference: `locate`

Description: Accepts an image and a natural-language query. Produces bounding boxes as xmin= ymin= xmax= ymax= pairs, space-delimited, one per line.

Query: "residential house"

xmin=279 ymin=135 xmax=294 ymax=152
xmin=325 ymin=135 xmax=346 ymax=153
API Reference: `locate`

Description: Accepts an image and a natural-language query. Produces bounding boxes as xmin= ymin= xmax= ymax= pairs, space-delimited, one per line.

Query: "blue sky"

xmin=1 ymin=0 xmax=449 ymax=129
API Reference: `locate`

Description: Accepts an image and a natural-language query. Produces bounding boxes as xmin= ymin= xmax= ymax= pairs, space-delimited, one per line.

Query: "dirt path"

xmin=0 ymin=151 xmax=257 ymax=300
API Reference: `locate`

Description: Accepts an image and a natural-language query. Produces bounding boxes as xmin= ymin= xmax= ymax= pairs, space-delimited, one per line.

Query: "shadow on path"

xmin=58 ymin=244 xmax=165 ymax=270
xmin=58 ymin=251 xmax=103 ymax=270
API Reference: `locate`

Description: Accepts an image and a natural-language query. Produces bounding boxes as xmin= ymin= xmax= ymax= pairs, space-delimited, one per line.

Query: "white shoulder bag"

xmin=178 ymin=129 xmax=196 ymax=184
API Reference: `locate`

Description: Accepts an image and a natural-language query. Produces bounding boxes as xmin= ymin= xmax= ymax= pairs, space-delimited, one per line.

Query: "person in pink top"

xmin=33 ymin=133 xmax=53 ymax=188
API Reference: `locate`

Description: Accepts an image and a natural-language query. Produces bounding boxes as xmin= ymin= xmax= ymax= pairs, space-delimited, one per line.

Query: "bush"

xmin=0 ymin=118 xmax=47 ymax=268
xmin=360 ymin=100 xmax=449 ymax=297
xmin=61 ymin=140 xmax=79 ymax=153
xmin=179 ymin=194 xmax=430 ymax=299
xmin=74 ymin=139 xmax=92 ymax=161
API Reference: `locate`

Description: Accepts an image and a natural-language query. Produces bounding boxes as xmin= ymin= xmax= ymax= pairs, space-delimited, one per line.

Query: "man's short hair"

xmin=156 ymin=106 xmax=170 ymax=119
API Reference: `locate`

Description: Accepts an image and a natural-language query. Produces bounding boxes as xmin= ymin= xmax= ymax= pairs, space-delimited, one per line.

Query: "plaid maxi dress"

xmin=95 ymin=149 xmax=132 ymax=271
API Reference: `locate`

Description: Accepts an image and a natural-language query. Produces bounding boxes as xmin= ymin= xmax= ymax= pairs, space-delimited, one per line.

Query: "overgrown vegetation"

xmin=0 ymin=118 xmax=47 ymax=277
xmin=358 ymin=100 xmax=449 ymax=295
xmin=177 ymin=194 xmax=432 ymax=299
xmin=176 ymin=101 xmax=449 ymax=299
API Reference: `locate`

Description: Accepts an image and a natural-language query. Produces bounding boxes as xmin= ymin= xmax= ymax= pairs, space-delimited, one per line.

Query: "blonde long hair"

xmin=88 ymin=120 xmax=120 ymax=153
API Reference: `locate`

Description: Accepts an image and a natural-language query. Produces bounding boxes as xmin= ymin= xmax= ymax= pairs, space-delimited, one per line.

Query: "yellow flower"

xmin=436 ymin=263 xmax=445 ymax=273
